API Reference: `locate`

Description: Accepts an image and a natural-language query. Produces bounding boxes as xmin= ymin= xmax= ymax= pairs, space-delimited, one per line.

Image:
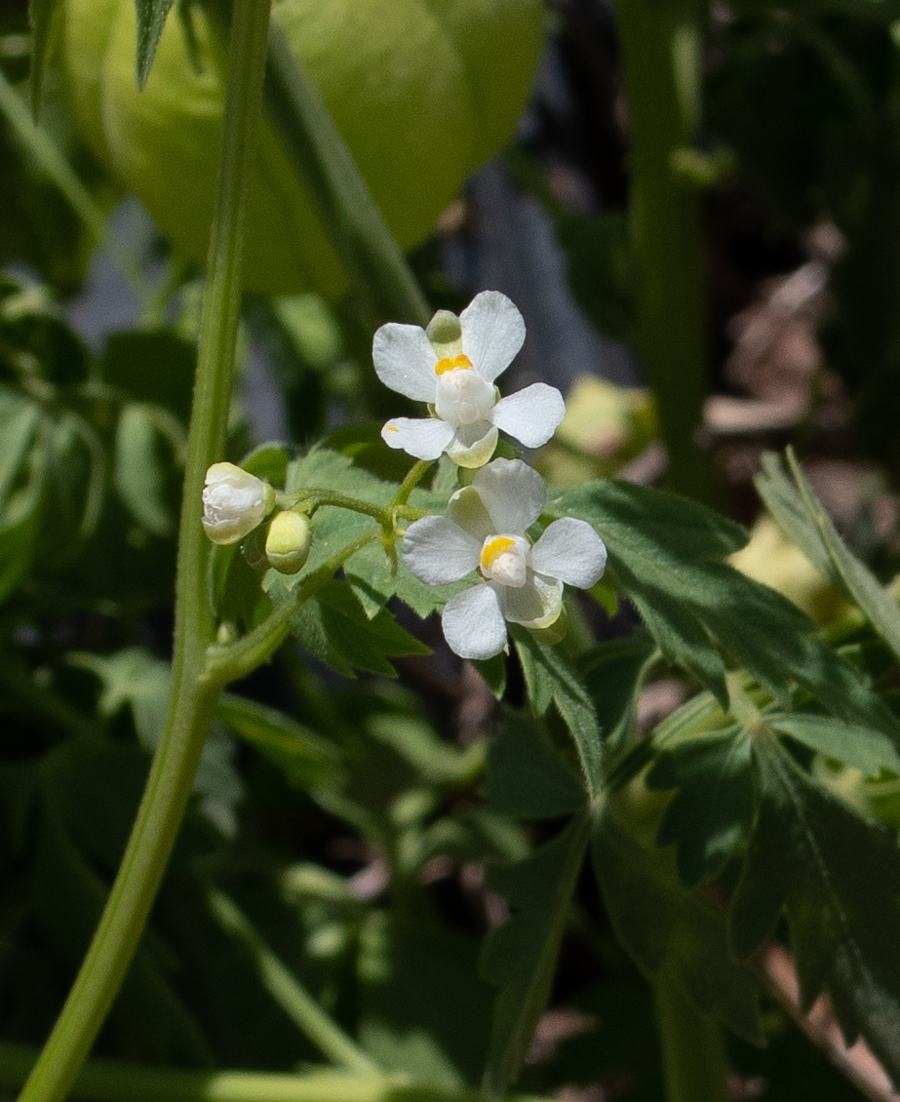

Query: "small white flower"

xmin=401 ymin=458 xmax=607 ymax=660
xmin=201 ymin=462 xmax=275 ymax=545
xmin=375 ymin=291 xmax=566 ymax=468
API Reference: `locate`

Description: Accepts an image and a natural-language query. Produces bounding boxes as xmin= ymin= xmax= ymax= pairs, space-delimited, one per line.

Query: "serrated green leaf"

xmin=486 ymin=715 xmax=587 ymax=819
xmin=579 ymin=637 xmax=654 ymax=752
xmin=114 ymin=404 xmax=174 ymax=536
xmin=28 ymin=0 xmax=64 ymax=118
xmin=480 ymin=811 xmax=591 ymax=1097
xmin=770 ymin=713 xmax=900 ymax=776
xmin=289 ymin=579 xmax=429 ymax=677
xmin=592 ymin=796 xmax=762 ymax=1043
xmin=730 ymin=731 xmax=900 ymax=1082
xmin=758 ymin=449 xmax=900 ymax=665
xmin=512 ymin=628 xmax=602 ymax=796
xmin=647 ymin=729 xmax=754 ymax=887
xmin=553 ymin=479 xmax=898 ymax=728
xmin=135 ymin=0 xmax=176 ymax=88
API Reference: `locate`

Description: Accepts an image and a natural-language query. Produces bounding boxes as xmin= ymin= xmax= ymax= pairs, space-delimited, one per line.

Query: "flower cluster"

xmin=200 ymin=292 xmax=607 ymax=658
xmin=378 ymin=292 xmax=608 ymax=660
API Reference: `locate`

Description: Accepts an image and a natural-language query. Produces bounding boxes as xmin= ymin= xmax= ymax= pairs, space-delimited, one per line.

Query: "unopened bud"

xmin=201 ymin=462 xmax=275 ymax=545
xmin=266 ymin=510 xmax=312 ymax=574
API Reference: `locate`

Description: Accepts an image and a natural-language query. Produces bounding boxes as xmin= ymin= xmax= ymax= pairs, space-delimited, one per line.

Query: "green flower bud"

xmin=201 ymin=462 xmax=275 ymax=545
xmin=266 ymin=510 xmax=312 ymax=574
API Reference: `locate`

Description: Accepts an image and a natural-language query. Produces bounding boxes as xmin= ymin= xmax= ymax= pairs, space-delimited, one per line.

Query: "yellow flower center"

xmin=435 ymin=353 xmax=473 ymax=376
xmin=480 ymin=536 xmax=516 ymax=572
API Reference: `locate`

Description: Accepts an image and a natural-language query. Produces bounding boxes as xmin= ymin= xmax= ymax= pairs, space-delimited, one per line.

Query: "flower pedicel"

xmin=401 ymin=458 xmax=607 ymax=659
xmin=375 ymin=291 xmax=565 ymax=468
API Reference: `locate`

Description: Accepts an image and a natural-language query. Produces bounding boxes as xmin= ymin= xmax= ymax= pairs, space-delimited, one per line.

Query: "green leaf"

xmin=114 ymin=404 xmax=175 ymax=537
xmin=553 ymin=479 xmax=898 ymax=728
xmin=512 ymin=628 xmax=602 ymax=796
xmin=580 ymin=637 xmax=654 ymax=752
xmin=592 ymin=797 xmax=762 ymax=1044
xmin=485 ymin=715 xmax=587 ymax=819
xmin=769 ymin=712 xmax=900 ymax=776
xmin=135 ymin=0 xmax=176 ymax=89
xmin=647 ymin=728 xmax=754 ymax=887
xmin=0 ymin=393 xmax=40 ymax=507
xmin=758 ymin=449 xmax=900 ymax=665
xmin=28 ymin=0 xmax=64 ymax=117
xmin=216 ymin=694 xmax=339 ymax=789
xmin=358 ymin=913 xmax=494 ymax=1086
xmin=480 ymin=811 xmax=591 ymax=1097
xmin=730 ymin=731 xmax=900 ymax=1082
xmin=289 ymin=579 xmax=430 ymax=677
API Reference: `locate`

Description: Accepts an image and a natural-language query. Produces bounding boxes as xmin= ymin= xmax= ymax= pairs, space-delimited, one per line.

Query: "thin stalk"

xmin=15 ymin=2 xmax=272 ymax=1101
xmin=0 ymin=66 xmax=148 ymax=302
xmin=207 ymin=890 xmax=380 ymax=1075
xmin=613 ymin=0 xmax=716 ymax=503
xmin=652 ymin=975 xmax=730 ymax=1102
xmin=0 ymin=1043 xmax=554 ymax=1102
xmin=260 ymin=14 xmax=430 ymax=327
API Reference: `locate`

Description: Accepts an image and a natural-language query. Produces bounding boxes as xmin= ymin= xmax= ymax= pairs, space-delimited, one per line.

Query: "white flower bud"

xmin=265 ymin=510 xmax=312 ymax=574
xmin=201 ymin=462 xmax=275 ymax=545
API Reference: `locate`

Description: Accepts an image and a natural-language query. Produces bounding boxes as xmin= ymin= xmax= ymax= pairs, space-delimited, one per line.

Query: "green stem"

xmin=0 ymin=66 xmax=149 ymax=303
xmin=207 ymin=890 xmax=379 ymax=1075
xmin=613 ymin=0 xmax=715 ymax=503
xmin=652 ymin=976 xmax=730 ymax=1102
xmin=260 ymin=12 xmax=430 ymax=326
xmin=204 ymin=529 xmax=382 ymax=683
xmin=16 ymin=3 xmax=272 ymax=1101
xmin=393 ymin=460 xmax=434 ymax=506
xmin=0 ymin=1043 xmax=554 ymax=1102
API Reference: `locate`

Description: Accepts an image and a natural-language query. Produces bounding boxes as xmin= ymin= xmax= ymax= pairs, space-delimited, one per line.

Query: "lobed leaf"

xmin=592 ymin=797 xmax=762 ymax=1043
xmin=289 ymin=579 xmax=430 ymax=677
xmin=512 ymin=628 xmax=602 ymax=796
xmin=730 ymin=731 xmax=900 ymax=1083
xmin=480 ymin=812 xmax=591 ymax=1097
xmin=757 ymin=449 xmax=900 ymax=665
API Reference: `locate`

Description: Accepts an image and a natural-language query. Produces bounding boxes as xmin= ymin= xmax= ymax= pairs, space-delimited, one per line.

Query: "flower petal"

xmin=442 ymin=584 xmax=508 ymax=659
xmin=497 ymin=571 xmax=563 ymax=627
xmin=373 ymin=322 xmax=438 ymax=401
xmin=530 ymin=518 xmax=608 ymax=589
xmin=492 ymin=383 xmax=566 ymax=448
xmin=401 ymin=515 xmax=481 ymax=585
xmin=445 ymin=423 xmax=498 ymax=469
xmin=381 ymin=417 xmax=455 ymax=459
xmin=459 ymin=291 xmax=526 ymax=383
xmin=447 ymin=485 xmax=495 ymax=542
xmin=472 ymin=457 xmax=546 ymax=533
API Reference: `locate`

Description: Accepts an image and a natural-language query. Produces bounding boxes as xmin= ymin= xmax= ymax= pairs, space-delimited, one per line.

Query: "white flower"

xmin=201 ymin=462 xmax=275 ymax=545
xmin=401 ymin=458 xmax=607 ymax=659
xmin=374 ymin=291 xmax=566 ymax=468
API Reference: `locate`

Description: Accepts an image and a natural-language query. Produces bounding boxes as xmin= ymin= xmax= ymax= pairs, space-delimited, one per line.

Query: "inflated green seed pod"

xmin=63 ymin=0 xmax=544 ymax=296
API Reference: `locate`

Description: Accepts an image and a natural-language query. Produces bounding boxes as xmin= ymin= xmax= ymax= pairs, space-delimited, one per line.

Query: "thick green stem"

xmin=15 ymin=3 xmax=271 ymax=1101
xmin=614 ymin=0 xmax=716 ymax=502
xmin=652 ymin=976 xmax=730 ymax=1102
